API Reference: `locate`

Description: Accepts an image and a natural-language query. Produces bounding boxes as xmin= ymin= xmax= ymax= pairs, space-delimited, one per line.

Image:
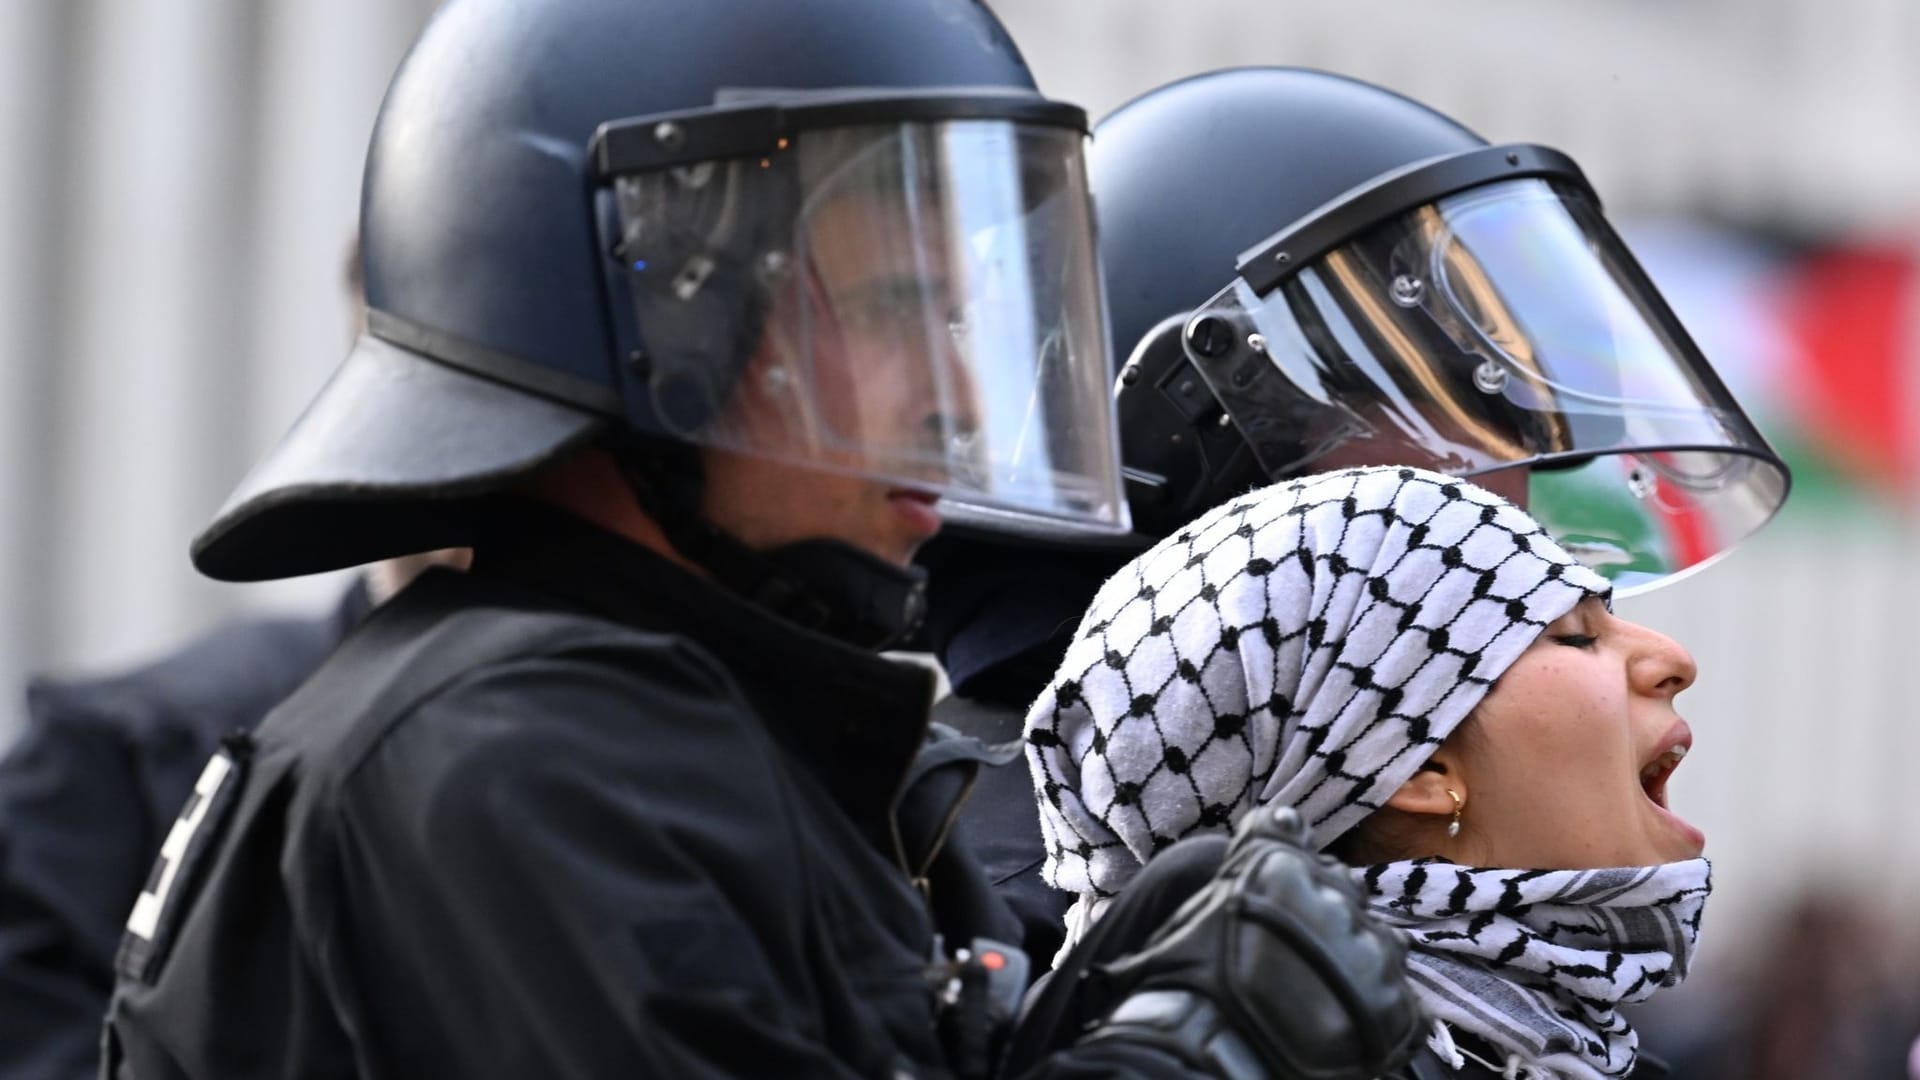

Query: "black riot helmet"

xmin=1106 ymin=68 xmax=1786 ymax=595
xmin=920 ymin=66 xmax=1790 ymax=695
xmin=190 ymin=0 xmax=1128 ymax=644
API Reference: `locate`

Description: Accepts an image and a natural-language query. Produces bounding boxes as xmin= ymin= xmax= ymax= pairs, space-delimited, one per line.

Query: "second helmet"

xmin=1099 ymin=68 xmax=1787 ymax=594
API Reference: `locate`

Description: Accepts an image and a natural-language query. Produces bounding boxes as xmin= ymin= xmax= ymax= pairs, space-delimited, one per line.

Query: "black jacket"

xmin=916 ymin=545 xmax=1119 ymax=975
xmin=0 ymin=595 xmax=361 ymax=1080
xmin=102 ymin=507 xmax=1193 ymax=1078
xmin=930 ymin=694 xmax=1069 ymax=968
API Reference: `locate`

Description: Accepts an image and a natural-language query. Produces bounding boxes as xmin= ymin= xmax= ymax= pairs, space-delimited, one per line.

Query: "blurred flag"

xmin=1625 ymin=220 xmax=1920 ymax=521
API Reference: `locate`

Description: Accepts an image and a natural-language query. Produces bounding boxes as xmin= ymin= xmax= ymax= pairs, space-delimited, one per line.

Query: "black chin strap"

xmin=612 ymin=438 xmax=927 ymax=651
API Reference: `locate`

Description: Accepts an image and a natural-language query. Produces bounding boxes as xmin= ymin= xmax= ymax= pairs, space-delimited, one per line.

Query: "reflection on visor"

xmin=609 ymin=117 xmax=1127 ymax=535
xmin=1424 ymin=184 xmax=1732 ymax=426
xmin=1523 ymin=445 xmax=1788 ymax=594
xmin=1183 ymin=175 xmax=1788 ymax=593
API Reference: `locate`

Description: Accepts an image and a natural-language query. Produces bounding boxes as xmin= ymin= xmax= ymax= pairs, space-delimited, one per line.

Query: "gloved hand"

xmin=1079 ymin=804 xmax=1419 ymax=1080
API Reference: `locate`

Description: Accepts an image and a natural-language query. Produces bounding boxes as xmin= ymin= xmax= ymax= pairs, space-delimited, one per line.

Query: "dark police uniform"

xmin=102 ymin=506 xmax=1215 ymax=1078
xmin=932 ymin=692 xmax=1065 ymax=967
xmin=918 ymin=545 xmax=1125 ymax=971
xmin=1 ymin=597 xmax=360 ymax=1080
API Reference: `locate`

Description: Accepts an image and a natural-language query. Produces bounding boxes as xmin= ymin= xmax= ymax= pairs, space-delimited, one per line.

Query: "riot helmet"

xmin=190 ymin=0 xmax=1128 ymax=628
xmin=1100 ymin=68 xmax=1787 ymax=594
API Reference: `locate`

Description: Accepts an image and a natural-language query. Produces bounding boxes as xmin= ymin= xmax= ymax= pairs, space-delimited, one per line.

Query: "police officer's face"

xmin=702 ymin=194 xmax=979 ymax=566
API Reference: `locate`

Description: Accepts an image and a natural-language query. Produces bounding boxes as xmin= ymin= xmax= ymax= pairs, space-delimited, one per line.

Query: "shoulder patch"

xmin=117 ymin=740 xmax=249 ymax=982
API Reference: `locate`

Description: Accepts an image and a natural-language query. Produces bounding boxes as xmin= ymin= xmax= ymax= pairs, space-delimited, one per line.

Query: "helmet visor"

xmin=1189 ymin=176 xmax=1788 ymax=593
xmin=610 ymin=117 xmax=1127 ymax=536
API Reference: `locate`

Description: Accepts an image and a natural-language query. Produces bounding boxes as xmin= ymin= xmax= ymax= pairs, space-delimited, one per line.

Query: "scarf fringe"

xmin=1429 ymin=1019 xmax=1556 ymax=1079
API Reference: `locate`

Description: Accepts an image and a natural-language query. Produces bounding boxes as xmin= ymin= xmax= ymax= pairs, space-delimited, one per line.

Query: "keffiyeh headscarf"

xmin=1027 ymin=466 xmax=1710 ymax=1079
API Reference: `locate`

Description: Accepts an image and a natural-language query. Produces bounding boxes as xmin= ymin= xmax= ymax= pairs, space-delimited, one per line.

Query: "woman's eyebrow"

xmin=1548 ymin=603 xmax=1594 ymax=633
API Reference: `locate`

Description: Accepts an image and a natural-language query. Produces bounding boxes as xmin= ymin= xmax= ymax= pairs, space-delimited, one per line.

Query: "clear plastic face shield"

xmin=593 ymin=92 xmax=1128 ymax=537
xmin=1187 ymin=147 xmax=1788 ymax=593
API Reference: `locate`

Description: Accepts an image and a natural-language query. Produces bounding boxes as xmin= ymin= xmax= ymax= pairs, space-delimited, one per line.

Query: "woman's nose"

xmin=1626 ymin=619 xmax=1697 ymax=698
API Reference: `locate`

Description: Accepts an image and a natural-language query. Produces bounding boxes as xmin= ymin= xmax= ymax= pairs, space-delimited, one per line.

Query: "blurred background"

xmin=3 ymin=0 xmax=1916 ymax=1073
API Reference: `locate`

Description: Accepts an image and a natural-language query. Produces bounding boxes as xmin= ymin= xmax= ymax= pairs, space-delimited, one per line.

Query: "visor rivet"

xmin=1627 ymin=465 xmax=1656 ymax=500
xmin=1472 ymin=360 xmax=1509 ymax=394
xmin=1186 ymin=315 xmax=1235 ymax=358
xmin=1506 ymin=151 xmax=1521 ymax=165
xmin=1246 ymin=333 xmax=1268 ymax=354
xmin=653 ymin=120 xmax=685 ymax=149
xmin=1120 ymin=364 xmax=1142 ymax=386
xmin=1273 ymin=251 xmax=1291 ymax=265
xmin=1389 ymin=274 xmax=1425 ymax=307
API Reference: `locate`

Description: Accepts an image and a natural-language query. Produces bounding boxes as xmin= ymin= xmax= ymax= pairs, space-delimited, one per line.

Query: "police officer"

xmin=923 ymin=67 xmax=1789 ymax=976
xmin=102 ymin=7 xmax=1422 ymax=1078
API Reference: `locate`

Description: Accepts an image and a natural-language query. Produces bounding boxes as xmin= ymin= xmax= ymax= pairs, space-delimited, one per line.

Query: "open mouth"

xmin=1638 ymin=742 xmax=1687 ymax=809
xmin=1637 ymin=721 xmax=1704 ymax=853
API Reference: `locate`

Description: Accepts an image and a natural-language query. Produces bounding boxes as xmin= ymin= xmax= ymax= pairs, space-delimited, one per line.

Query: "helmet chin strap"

xmin=612 ymin=436 xmax=927 ymax=651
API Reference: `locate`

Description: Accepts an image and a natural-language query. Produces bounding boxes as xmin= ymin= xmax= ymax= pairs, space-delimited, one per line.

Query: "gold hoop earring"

xmin=1445 ymin=789 xmax=1464 ymax=838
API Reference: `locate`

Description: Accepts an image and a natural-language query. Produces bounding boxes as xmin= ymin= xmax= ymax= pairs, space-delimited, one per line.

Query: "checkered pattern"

xmin=1027 ymin=466 xmax=1610 ymax=907
xmin=1364 ymin=858 xmax=1712 ymax=1079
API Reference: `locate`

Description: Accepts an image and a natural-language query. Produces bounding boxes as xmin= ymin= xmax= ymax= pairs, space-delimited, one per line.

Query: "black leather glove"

xmin=1079 ymin=804 xmax=1420 ymax=1080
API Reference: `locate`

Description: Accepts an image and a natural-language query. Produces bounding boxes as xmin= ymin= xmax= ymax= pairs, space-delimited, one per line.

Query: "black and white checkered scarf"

xmin=1363 ymin=859 xmax=1709 ymax=1078
xmin=1027 ymin=466 xmax=1708 ymax=1078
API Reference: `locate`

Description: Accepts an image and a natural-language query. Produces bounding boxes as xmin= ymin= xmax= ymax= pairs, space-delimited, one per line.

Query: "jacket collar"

xmin=466 ymin=499 xmax=936 ymax=831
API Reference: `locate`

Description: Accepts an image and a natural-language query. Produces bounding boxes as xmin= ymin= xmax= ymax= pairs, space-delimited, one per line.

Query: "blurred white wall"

xmin=0 ymin=0 xmax=437 ymax=733
xmin=992 ymin=0 xmax=1920 ymax=233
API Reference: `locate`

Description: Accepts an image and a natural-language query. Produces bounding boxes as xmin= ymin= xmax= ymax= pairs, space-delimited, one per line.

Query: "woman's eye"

xmin=1552 ymin=634 xmax=1599 ymax=649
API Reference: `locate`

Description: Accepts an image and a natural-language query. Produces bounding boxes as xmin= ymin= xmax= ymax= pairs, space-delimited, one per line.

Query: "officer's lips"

xmin=886 ymin=489 xmax=942 ymax=537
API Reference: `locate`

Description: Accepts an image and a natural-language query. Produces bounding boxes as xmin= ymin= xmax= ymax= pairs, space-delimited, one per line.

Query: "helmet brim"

xmin=191 ymin=333 xmax=607 ymax=581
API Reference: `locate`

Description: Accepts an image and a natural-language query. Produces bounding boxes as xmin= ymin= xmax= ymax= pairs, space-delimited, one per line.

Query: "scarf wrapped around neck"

xmin=1362 ymin=858 xmax=1710 ymax=1079
xmin=1026 ymin=466 xmax=1708 ymax=1077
